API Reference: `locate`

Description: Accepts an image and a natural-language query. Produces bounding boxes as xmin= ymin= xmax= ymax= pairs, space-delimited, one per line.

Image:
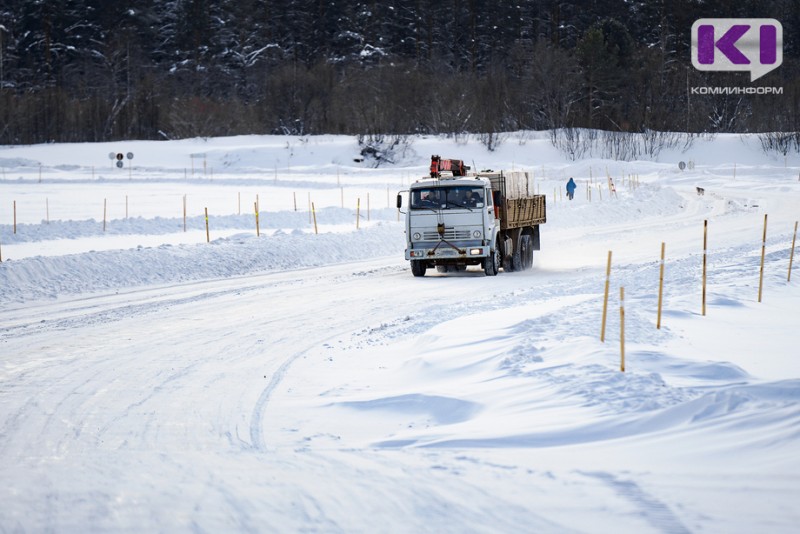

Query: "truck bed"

xmin=501 ymin=195 xmax=547 ymax=230
xmin=482 ymin=172 xmax=547 ymax=230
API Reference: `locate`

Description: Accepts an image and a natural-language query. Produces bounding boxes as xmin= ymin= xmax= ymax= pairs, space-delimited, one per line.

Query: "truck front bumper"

xmin=405 ymin=244 xmax=489 ymax=261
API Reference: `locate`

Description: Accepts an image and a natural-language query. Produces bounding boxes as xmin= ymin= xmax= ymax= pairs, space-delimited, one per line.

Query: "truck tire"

xmin=411 ymin=260 xmax=427 ymax=277
xmin=520 ymin=234 xmax=534 ymax=270
xmin=484 ymin=242 xmax=500 ymax=276
xmin=510 ymin=240 xmax=523 ymax=272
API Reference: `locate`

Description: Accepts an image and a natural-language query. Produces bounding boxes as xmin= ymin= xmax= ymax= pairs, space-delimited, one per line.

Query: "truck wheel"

xmin=411 ymin=260 xmax=427 ymax=277
xmin=484 ymin=243 xmax=500 ymax=276
xmin=521 ymin=234 xmax=534 ymax=270
xmin=510 ymin=241 xmax=523 ymax=272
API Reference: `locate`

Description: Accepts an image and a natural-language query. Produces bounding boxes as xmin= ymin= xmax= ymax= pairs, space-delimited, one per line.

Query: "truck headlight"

xmin=470 ymin=248 xmax=483 ymax=255
xmin=473 ymin=230 xmax=482 ymax=238
xmin=413 ymin=232 xmax=422 ymax=240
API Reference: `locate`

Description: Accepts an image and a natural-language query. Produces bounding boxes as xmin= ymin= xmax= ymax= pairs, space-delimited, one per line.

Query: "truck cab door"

xmin=491 ymin=189 xmax=502 ymax=220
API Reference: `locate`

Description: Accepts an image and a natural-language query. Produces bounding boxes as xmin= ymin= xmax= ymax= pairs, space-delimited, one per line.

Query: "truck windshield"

xmin=410 ymin=187 xmax=485 ymax=210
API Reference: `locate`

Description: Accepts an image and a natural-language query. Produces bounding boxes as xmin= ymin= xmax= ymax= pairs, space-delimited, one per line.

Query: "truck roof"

xmin=411 ymin=175 xmax=491 ymax=188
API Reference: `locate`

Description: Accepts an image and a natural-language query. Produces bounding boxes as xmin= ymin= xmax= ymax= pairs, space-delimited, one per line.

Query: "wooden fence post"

xmin=657 ymin=242 xmax=665 ymax=329
xmin=789 ymin=221 xmax=798 ymax=282
xmin=356 ymin=197 xmax=361 ymax=229
xmin=312 ymin=202 xmax=318 ymax=234
xmin=620 ymin=286 xmax=626 ymax=372
xmin=601 ymin=251 xmax=612 ymax=342
xmin=758 ymin=214 xmax=768 ymax=302
xmin=204 ymin=207 xmax=210 ymax=242
xmin=254 ymin=202 xmax=260 ymax=237
xmin=702 ymin=220 xmax=708 ymax=316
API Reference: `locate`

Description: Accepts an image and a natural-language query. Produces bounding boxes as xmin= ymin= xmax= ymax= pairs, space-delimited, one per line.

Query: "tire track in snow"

xmin=581 ymin=471 xmax=692 ymax=533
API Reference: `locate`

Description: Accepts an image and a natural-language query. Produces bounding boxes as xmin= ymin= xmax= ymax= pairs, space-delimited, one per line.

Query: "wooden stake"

xmin=620 ymin=286 xmax=626 ymax=372
xmin=312 ymin=202 xmax=318 ymax=234
xmin=758 ymin=214 xmax=767 ymax=302
xmin=254 ymin=202 xmax=260 ymax=237
xmin=293 ymin=191 xmax=297 ymax=212
xmin=789 ymin=221 xmax=798 ymax=282
xmin=601 ymin=251 xmax=612 ymax=342
xmin=657 ymin=242 xmax=665 ymax=329
xmin=183 ymin=195 xmax=187 ymax=232
xmin=356 ymin=197 xmax=361 ymax=229
xmin=204 ymin=207 xmax=210 ymax=242
xmin=103 ymin=198 xmax=107 ymax=232
xmin=702 ymin=220 xmax=708 ymax=316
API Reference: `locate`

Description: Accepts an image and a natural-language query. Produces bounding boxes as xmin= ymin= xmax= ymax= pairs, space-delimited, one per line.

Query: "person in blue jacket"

xmin=566 ymin=177 xmax=577 ymax=200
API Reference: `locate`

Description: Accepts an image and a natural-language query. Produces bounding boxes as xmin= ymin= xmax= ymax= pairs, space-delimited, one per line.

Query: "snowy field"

xmin=1 ymin=132 xmax=799 ymax=532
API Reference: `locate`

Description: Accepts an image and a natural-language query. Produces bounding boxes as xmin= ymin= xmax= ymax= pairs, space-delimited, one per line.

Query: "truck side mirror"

xmin=396 ymin=194 xmax=403 ymax=209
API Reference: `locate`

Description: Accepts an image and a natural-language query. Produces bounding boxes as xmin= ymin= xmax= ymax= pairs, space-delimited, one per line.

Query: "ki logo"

xmin=691 ymin=19 xmax=783 ymax=81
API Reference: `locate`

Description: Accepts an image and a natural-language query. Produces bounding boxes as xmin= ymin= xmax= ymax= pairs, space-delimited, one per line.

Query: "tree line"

xmin=0 ymin=0 xmax=798 ymax=146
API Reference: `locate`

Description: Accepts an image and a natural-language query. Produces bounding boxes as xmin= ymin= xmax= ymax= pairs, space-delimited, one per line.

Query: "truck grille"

xmin=422 ymin=228 xmax=472 ymax=240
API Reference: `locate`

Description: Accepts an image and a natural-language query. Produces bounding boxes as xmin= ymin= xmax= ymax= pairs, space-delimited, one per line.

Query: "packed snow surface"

xmin=1 ymin=132 xmax=799 ymax=532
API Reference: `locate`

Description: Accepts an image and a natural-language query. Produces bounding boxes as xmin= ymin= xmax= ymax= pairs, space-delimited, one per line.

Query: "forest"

xmin=0 ymin=0 xmax=798 ymax=147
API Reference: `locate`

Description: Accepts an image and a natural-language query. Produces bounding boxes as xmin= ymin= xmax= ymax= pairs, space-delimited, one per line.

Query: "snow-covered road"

xmin=2 ymin=132 xmax=799 ymax=532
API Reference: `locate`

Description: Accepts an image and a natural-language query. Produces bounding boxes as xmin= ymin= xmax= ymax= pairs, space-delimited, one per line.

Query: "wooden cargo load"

xmin=484 ymin=171 xmax=547 ymax=230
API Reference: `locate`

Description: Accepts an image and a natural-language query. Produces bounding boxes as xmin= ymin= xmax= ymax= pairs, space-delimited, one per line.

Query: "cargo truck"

xmin=397 ymin=155 xmax=547 ymax=277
